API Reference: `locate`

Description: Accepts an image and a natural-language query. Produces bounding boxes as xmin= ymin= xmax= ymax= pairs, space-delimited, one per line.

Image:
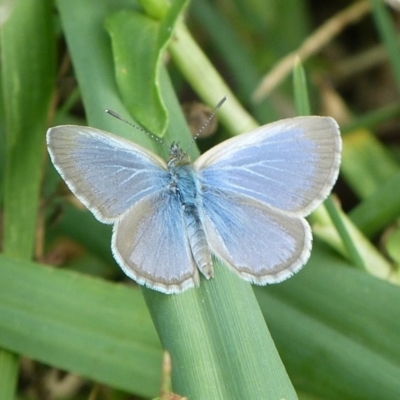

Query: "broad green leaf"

xmin=257 ymin=242 xmax=400 ymax=400
xmin=105 ymin=0 xmax=187 ymax=136
xmin=0 ymin=254 xmax=162 ymax=398
xmin=139 ymin=0 xmax=171 ymax=20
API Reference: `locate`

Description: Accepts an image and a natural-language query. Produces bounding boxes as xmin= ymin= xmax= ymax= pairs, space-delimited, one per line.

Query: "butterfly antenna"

xmin=184 ymin=96 xmax=227 ymax=154
xmin=105 ymin=109 xmax=170 ymax=151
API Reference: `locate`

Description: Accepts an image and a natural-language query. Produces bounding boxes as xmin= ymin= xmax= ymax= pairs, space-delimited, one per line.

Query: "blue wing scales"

xmin=195 ymin=116 xmax=341 ymax=216
xmin=200 ymin=188 xmax=311 ymax=284
xmin=47 ymin=126 xmax=169 ymax=222
xmin=112 ymin=191 xmax=199 ymax=293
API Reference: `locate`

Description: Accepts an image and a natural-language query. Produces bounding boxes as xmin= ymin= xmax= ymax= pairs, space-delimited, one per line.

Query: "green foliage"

xmin=105 ymin=0 xmax=187 ymax=136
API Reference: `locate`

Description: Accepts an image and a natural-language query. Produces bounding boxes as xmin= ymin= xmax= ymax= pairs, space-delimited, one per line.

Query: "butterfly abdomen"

xmin=183 ymin=205 xmax=213 ymax=280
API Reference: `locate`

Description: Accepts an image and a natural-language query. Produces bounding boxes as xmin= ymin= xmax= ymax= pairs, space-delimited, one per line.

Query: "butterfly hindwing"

xmin=200 ymin=188 xmax=311 ymax=284
xmin=112 ymin=191 xmax=200 ymax=293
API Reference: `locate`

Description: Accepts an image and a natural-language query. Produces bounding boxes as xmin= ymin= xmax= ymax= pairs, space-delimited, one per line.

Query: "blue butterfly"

xmin=47 ymin=115 xmax=341 ymax=294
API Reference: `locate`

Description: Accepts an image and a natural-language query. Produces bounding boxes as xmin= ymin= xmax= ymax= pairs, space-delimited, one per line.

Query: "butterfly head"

xmin=106 ymin=97 xmax=227 ymax=170
xmin=168 ymin=141 xmax=190 ymax=167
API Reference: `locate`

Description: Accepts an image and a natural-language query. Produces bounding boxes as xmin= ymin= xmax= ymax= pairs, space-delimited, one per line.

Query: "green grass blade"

xmin=324 ymin=196 xmax=366 ymax=270
xmin=49 ymin=204 xmax=116 ymax=268
xmin=256 ymin=242 xmax=400 ymax=399
xmin=369 ymin=0 xmax=400 ymax=92
xmin=189 ymin=0 xmax=277 ymax=123
xmin=342 ymin=102 xmax=400 ymax=134
xmin=168 ymin=22 xmax=258 ymax=135
xmin=0 ymin=0 xmax=55 ymax=398
xmin=350 ymin=170 xmax=400 ymax=237
xmin=1 ymin=0 xmax=55 ymax=258
xmin=293 ymin=58 xmax=374 ymax=290
xmin=0 ymin=350 xmax=19 ymax=400
xmin=1 ymin=244 xmax=399 ymax=399
xmin=292 ymin=59 xmax=310 ymax=116
xmin=313 ymin=204 xmax=395 ymax=281
xmin=0 ymin=254 xmax=162 ymax=398
xmin=144 ymin=262 xmax=297 ymax=399
xmin=2 ymin=1 xmax=400 ymax=399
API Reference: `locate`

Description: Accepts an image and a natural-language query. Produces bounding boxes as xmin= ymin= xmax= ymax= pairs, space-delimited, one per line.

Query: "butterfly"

xmin=47 ymin=115 xmax=341 ymax=294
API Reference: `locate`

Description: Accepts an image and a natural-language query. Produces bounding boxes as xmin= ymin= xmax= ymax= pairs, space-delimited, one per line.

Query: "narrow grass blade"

xmin=1 ymin=0 xmax=55 ymax=398
xmin=369 ymin=0 xmax=400 ymax=92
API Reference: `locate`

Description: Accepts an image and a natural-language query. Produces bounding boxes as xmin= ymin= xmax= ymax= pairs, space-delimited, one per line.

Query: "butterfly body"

xmin=167 ymin=161 xmax=214 ymax=280
xmin=47 ymin=116 xmax=341 ymax=294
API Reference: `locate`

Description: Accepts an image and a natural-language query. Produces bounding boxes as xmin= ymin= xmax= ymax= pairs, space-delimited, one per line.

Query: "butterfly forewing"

xmin=47 ymin=126 xmax=169 ymax=222
xmin=195 ymin=116 xmax=341 ymax=216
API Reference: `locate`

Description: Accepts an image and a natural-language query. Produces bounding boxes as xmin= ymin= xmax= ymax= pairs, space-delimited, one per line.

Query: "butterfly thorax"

xmin=168 ymin=164 xmax=197 ymax=205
